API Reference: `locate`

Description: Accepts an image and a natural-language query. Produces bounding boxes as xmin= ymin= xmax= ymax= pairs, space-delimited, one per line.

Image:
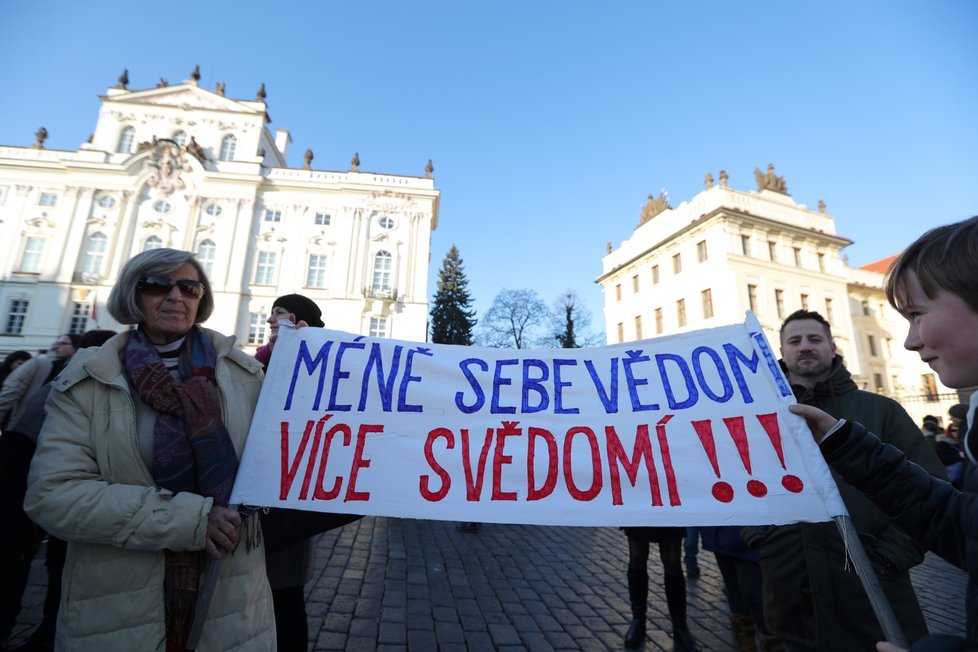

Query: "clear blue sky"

xmin=1 ymin=1 xmax=975 ymax=338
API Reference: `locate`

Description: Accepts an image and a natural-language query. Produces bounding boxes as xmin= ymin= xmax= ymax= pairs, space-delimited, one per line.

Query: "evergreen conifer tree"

xmin=429 ymin=245 xmax=476 ymax=345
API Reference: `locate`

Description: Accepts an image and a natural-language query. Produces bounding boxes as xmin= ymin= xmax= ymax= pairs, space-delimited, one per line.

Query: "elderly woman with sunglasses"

xmin=24 ymin=249 xmax=275 ymax=651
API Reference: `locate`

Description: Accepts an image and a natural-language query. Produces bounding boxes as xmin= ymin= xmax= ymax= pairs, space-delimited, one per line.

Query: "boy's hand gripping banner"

xmin=231 ymin=313 xmax=847 ymax=526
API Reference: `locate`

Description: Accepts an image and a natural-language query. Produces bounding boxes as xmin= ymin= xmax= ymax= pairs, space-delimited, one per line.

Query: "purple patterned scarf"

xmin=124 ymin=326 xmax=238 ymax=651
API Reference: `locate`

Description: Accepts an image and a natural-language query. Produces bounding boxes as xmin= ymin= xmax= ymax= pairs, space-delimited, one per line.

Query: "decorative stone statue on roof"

xmin=704 ymin=172 xmax=714 ymax=189
xmin=156 ymin=78 xmax=168 ymax=88
xmin=719 ymin=169 xmax=728 ymax=187
xmin=117 ymin=69 xmax=129 ymax=89
xmin=32 ymin=127 xmax=48 ymax=149
xmin=303 ymin=149 xmax=314 ymax=170
xmin=190 ymin=64 xmax=201 ymax=82
xmin=638 ymin=192 xmax=670 ymax=225
xmin=256 ymin=83 xmax=267 ymax=102
xmin=186 ymin=136 xmax=206 ymax=162
xmin=754 ymin=163 xmax=789 ymax=194
xmin=425 ymin=159 xmax=434 ymax=178
xmin=350 ymin=152 xmax=360 ymax=172
xmin=818 ymin=199 xmax=826 ymax=214
xmin=215 ymin=82 xmax=225 ymax=96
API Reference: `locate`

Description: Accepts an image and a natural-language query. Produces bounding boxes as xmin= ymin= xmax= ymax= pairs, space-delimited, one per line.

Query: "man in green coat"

xmin=742 ymin=310 xmax=946 ymax=652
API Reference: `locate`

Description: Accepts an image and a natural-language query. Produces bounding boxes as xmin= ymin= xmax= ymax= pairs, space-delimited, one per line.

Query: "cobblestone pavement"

xmin=10 ymin=517 xmax=967 ymax=650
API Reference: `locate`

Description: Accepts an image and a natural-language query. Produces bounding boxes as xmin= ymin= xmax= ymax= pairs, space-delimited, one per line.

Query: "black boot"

xmin=729 ymin=612 xmax=756 ymax=652
xmin=672 ymin=622 xmax=700 ymax=652
xmin=624 ymin=568 xmax=647 ymax=648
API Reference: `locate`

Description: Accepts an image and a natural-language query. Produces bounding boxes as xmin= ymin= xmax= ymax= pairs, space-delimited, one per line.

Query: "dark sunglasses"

xmin=137 ymin=275 xmax=205 ymax=299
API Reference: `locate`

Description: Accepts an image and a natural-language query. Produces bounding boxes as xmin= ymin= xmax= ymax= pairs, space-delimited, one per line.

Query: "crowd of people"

xmin=0 ymin=215 xmax=976 ymax=652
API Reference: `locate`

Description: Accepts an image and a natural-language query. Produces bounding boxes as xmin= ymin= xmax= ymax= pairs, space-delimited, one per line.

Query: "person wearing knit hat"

xmin=271 ymin=294 xmax=324 ymax=328
xmin=254 ymin=293 xmax=324 ymax=369
xmin=254 ymin=293 xmax=324 ymax=652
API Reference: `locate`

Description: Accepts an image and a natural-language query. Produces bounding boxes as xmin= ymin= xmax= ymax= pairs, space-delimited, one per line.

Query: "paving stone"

xmin=8 ymin=519 xmax=966 ymax=651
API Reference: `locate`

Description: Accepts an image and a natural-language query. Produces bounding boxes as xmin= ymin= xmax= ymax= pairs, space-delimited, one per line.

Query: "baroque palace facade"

xmin=0 ymin=69 xmax=439 ymax=355
xmin=598 ymin=166 xmax=958 ymax=426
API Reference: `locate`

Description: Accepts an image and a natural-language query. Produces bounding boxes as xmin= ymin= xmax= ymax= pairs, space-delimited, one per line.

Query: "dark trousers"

xmin=714 ymin=552 xmax=770 ymax=635
xmin=272 ymin=586 xmax=308 ymax=652
xmin=0 ymin=433 xmax=40 ymax=643
xmin=626 ymin=532 xmax=687 ymax=625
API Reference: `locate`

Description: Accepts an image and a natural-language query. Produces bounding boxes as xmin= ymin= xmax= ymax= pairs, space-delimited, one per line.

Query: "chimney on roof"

xmin=274 ymin=129 xmax=291 ymax=159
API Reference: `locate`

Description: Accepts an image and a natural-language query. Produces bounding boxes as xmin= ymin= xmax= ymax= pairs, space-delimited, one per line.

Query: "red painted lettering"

xmin=527 ymin=426 xmax=558 ymax=501
xmin=420 ymin=427 xmax=455 ymax=501
xmin=562 ymin=426 xmax=602 ymax=501
xmin=461 ymin=427 xmax=494 ymax=501
xmin=491 ymin=421 xmax=520 ymax=501
xmin=605 ymin=424 xmax=661 ymax=506
xmin=313 ymin=422 xmax=351 ymax=500
xmin=345 ymin=424 xmax=381 ymax=501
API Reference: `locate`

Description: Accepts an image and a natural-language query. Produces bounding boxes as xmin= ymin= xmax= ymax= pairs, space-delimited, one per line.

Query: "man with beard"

xmin=742 ymin=310 xmax=945 ymax=652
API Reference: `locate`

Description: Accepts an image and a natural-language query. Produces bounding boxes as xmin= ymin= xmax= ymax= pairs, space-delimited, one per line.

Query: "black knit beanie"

xmin=272 ymin=294 xmax=324 ymax=327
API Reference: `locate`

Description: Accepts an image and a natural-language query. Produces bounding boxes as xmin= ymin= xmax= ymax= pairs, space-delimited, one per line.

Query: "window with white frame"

xmin=369 ymin=316 xmax=388 ymax=338
xmin=372 ymin=250 xmax=392 ymax=291
xmin=314 ymin=212 xmax=331 ymax=226
xmin=69 ymin=302 xmax=91 ymax=335
xmin=20 ymin=237 xmax=45 ymax=273
xmin=747 ymin=284 xmax=758 ymax=312
xmin=219 ymin=134 xmax=237 ymax=161
xmin=248 ymin=312 xmax=268 ymax=345
xmin=97 ymin=194 xmax=116 ymax=209
xmin=117 ymin=126 xmax=135 ymax=154
xmin=205 ymin=203 xmax=223 ymax=217
xmin=197 ymin=239 xmax=217 ymax=277
xmin=172 ymin=131 xmax=188 ymax=146
xmin=254 ymin=251 xmax=277 ymax=285
xmin=39 ymin=192 xmax=58 ymax=207
xmin=5 ymin=299 xmax=29 ymax=334
xmin=144 ymin=235 xmax=163 ymax=251
xmin=701 ymin=288 xmax=714 ymax=319
xmin=379 ymin=216 xmax=395 ymax=230
xmin=696 ymin=240 xmax=708 ymax=262
xmin=306 ymin=254 xmax=327 ymax=288
xmin=81 ymin=232 xmax=108 ymax=274
xmin=264 ymin=209 xmax=282 ymax=223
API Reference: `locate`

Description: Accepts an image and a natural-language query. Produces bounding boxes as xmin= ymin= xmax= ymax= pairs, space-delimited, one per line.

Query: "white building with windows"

xmin=597 ymin=168 xmax=959 ymax=426
xmin=0 ymin=72 xmax=439 ymax=355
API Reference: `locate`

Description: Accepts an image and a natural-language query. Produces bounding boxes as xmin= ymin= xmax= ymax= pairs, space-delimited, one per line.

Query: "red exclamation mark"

xmin=722 ymin=416 xmax=768 ymax=498
xmin=655 ymin=415 xmax=681 ymax=506
xmin=756 ymin=413 xmax=804 ymax=493
xmin=692 ymin=419 xmax=734 ymax=503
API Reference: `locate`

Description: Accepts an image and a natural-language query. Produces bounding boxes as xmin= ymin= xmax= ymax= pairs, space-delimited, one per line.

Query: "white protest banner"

xmin=230 ymin=313 xmax=847 ymax=526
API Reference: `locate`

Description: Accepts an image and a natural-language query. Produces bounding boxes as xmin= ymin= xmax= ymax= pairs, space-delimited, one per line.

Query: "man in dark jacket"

xmin=742 ymin=310 xmax=947 ymax=652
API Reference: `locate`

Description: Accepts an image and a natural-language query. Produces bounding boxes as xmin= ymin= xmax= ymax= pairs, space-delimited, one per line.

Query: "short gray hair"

xmin=107 ymin=248 xmax=214 ymax=325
